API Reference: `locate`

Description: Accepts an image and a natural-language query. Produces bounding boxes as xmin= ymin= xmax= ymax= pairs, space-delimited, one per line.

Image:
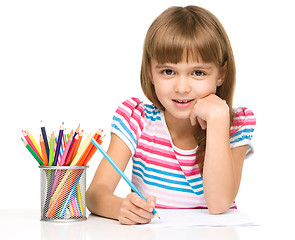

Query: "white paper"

xmin=133 ymin=209 xmax=257 ymax=228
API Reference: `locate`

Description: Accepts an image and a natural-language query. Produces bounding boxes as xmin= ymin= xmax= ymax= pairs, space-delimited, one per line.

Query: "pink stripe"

xmin=122 ymin=98 xmax=140 ymax=110
xmin=134 ymin=152 xmax=182 ymax=171
xmin=182 ymin=168 xmax=201 ymax=176
xmin=132 ymin=176 xmax=206 ymax=208
xmin=234 ymin=107 xmax=254 ymax=116
xmin=141 ymin=132 xmax=171 ymax=147
xmin=231 ymin=119 xmax=256 ymax=127
xmin=116 ymin=108 xmax=141 ymax=139
xmin=137 ymin=142 xmax=176 ymax=159
xmin=178 ymin=159 xmax=197 ymax=167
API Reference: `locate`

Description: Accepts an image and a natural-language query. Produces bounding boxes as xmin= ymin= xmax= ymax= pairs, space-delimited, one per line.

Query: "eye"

xmin=162 ymin=69 xmax=175 ymax=75
xmin=192 ymin=71 xmax=205 ymax=76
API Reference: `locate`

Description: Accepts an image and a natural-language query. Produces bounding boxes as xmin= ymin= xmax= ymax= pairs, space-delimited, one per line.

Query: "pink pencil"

xmin=59 ymin=130 xmax=73 ymax=166
xmin=22 ymin=130 xmax=43 ymax=160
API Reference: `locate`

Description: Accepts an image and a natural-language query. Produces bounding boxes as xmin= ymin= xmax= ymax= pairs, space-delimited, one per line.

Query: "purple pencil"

xmin=53 ymin=122 xmax=64 ymax=166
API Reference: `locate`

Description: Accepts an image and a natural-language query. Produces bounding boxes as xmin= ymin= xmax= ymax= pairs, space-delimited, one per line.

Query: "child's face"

xmin=150 ymin=58 xmax=225 ymax=121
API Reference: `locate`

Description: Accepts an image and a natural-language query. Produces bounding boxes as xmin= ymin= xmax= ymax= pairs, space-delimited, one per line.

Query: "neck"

xmin=164 ymin=111 xmax=198 ymax=150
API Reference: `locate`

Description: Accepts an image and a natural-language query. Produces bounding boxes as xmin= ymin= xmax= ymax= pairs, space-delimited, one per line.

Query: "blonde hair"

xmin=140 ymin=6 xmax=236 ymax=174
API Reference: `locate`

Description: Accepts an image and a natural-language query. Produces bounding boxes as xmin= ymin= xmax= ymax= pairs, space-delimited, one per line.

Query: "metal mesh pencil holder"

xmin=39 ymin=166 xmax=88 ymax=222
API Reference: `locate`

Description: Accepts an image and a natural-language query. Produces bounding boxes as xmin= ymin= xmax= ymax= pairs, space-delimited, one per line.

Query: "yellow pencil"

xmin=27 ymin=131 xmax=43 ymax=160
xmin=70 ymin=132 xmax=92 ymax=166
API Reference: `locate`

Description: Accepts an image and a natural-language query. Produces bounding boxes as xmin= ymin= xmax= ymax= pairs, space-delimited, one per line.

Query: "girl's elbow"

xmin=208 ymin=206 xmax=228 ymax=215
xmin=207 ymin=200 xmax=232 ymax=215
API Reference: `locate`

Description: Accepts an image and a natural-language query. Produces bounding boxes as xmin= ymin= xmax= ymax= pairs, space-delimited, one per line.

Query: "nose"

xmin=174 ymin=75 xmax=191 ymax=94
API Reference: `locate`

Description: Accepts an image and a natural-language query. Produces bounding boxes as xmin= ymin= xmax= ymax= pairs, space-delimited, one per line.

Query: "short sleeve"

xmin=111 ymin=98 xmax=145 ymax=156
xmin=230 ymin=107 xmax=256 ymax=158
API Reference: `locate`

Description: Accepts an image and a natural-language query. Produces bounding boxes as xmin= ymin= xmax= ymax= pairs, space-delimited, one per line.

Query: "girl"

xmin=86 ymin=5 xmax=256 ymax=225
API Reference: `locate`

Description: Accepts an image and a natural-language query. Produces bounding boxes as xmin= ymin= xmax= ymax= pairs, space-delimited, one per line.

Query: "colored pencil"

xmin=53 ymin=122 xmax=64 ymax=166
xmin=22 ymin=138 xmax=44 ymax=166
xmin=83 ymin=134 xmax=105 ymax=166
xmin=40 ymin=134 xmax=48 ymax=166
xmin=27 ymin=131 xmax=43 ymax=160
xmin=23 ymin=130 xmax=43 ymax=161
xmin=64 ymin=134 xmax=78 ymax=166
xmin=71 ymin=130 xmax=83 ymax=161
xmin=73 ymin=124 xmax=80 ymax=138
xmin=46 ymin=169 xmax=82 ymax=218
xmin=59 ymin=130 xmax=73 ymax=166
xmin=76 ymin=129 xmax=102 ymax=166
xmin=91 ymin=138 xmax=160 ymax=219
xmin=70 ymin=132 xmax=92 ymax=166
xmin=48 ymin=132 xmax=55 ymax=166
xmin=41 ymin=121 xmax=50 ymax=160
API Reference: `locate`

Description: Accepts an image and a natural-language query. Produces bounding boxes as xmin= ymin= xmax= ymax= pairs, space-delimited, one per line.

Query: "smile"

xmin=172 ymin=99 xmax=194 ymax=103
xmin=172 ymin=99 xmax=194 ymax=108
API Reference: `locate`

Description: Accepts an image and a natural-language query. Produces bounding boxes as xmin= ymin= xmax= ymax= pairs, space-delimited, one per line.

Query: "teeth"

xmin=175 ymin=100 xmax=190 ymax=103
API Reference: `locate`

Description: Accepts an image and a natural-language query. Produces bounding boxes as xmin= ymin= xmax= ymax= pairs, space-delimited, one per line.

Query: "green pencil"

xmin=48 ymin=132 xmax=55 ymax=166
xmin=22 ymin=138 xmax=44 ymax=166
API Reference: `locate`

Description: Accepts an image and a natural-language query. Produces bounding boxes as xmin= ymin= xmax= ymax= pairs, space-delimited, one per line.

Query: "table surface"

xmin=0 ymin=209 xmax=289 ymax=240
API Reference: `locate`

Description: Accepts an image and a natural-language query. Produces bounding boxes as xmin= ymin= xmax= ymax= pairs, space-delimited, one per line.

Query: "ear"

xmin=217 ymin=62 xmax=227 ymax=87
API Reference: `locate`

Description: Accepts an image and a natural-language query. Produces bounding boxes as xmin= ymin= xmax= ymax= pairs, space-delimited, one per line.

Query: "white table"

xmin=0 ymin=209 xmax=285 ymax=240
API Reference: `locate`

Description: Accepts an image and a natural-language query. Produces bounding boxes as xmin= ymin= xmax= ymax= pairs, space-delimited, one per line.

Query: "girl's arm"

xmin=190 ymin=94 xmax=247 ymax=214
xmin=86 ymin=133 xmax=156 ymax=224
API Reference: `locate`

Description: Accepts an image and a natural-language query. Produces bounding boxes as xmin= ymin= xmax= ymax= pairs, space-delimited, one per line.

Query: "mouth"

xmin=172 ymin=99 xmax=194 ymax=103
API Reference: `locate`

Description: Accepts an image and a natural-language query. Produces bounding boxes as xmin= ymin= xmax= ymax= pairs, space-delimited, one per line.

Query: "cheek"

xmin=154 ymin=82 xmax=170 ymax=98
xmin=194 ymin=82 xmax=217 ymax=98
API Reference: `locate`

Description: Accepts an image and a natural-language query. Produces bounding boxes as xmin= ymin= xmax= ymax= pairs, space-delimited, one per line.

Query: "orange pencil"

xmin=40 ymin=134 xmax=48 ymax=166
xmin=83 ymin=134 xmax=105 ymax=166
xmin=76 ymin=129 xmax=102 ymax=166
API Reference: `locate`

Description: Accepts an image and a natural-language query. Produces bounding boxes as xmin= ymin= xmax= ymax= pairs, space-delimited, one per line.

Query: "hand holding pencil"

xmin=91 ymin=138 xmax=160 ymax=221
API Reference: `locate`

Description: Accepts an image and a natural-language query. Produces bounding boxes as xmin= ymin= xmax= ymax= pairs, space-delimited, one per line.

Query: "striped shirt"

xmin=111 ymin=97 xmax=256 ymax=209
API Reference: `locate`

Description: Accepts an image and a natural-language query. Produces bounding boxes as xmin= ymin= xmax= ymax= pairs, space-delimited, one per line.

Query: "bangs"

xmin=146 ymin=7 xmax=226 ymax=66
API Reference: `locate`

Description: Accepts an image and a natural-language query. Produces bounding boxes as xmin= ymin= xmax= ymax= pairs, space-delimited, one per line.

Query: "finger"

xmin=197 ymin=117 xmax=207 ymax=130
xmin=190 ymin=111 xmax=198 ymax=126
xmin=129 ymin=193 xmax=154 ymax=213
xmin=120 ymin=201 xmax=153 ymax=224
xmin=146 ymin=196 xmax=156 ymax=208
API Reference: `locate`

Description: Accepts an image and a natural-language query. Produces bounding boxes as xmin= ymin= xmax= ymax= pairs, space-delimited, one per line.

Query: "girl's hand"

xmin=190 ymin=94 xmax=229 ymax=129
xmin=117 ymin=192 xmax=156 ymax=225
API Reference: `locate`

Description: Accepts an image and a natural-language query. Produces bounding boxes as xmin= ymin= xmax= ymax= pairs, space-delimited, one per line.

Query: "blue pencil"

xmin=91 ymin=138 xmax=160 ymax=219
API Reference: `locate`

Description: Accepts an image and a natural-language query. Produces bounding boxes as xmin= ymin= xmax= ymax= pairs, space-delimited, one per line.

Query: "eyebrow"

xmin=155 ymin=64 xmax=213 ymax=70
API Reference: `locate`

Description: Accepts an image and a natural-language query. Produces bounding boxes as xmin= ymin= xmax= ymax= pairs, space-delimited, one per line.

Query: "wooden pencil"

xmin=22 ymin=138 xmax=44 ymax=166
xmin=27 ymin=131 xmax=43 ymax=159
xmin=76 ymin=129 xmax=102 ymax=166
xmin=48 ymin=132 xmax=55 ymax=166
xmin=40 ymin=134 xmax=48 ymax=166
xmin=53 ymin=122 xmax=64 ymax=166
xmin=22 ymin=130 xmax=43 ymax=161
xmin=71 ymin=130 xmax=83 ymax=162
xmin=41 ymin=121 xmax=50 ymax=160
xmin=83 ymin=134 xmax=105 ymax=166
xmin=64 ymin=134 xmax=79 ymax=166
xmin=70 ymin=132 xmax=92 ymax=166
xmin=59 ymin=130 xmax=73 ymax=166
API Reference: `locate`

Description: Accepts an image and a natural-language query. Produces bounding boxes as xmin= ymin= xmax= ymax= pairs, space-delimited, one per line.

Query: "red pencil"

xmin=64 ymin=134 xmax=79 ymax=166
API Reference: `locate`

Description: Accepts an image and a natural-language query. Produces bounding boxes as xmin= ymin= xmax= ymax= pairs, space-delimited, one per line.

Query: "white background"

xmin=0 ymin=0 xmax=294 ymax=236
